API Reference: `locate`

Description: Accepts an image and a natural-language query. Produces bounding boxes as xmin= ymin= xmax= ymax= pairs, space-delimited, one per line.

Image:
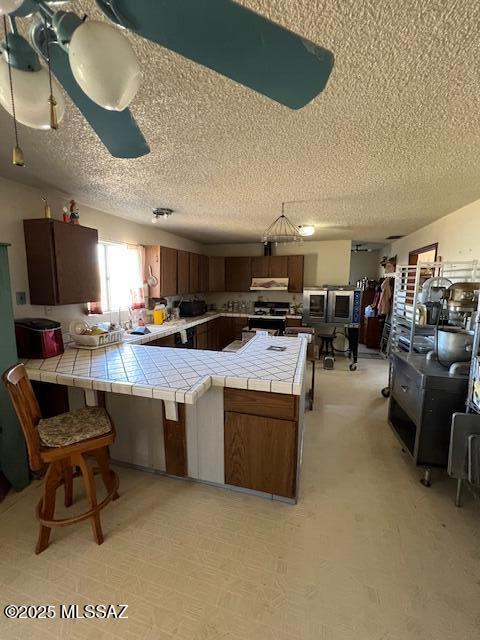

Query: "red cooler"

xmin=15 ymin=318 xmax=64 ymax=359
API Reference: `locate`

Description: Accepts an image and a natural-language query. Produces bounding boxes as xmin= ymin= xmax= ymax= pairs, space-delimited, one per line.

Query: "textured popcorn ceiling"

xmin=1 ymin=0 xmax=480 ymax=244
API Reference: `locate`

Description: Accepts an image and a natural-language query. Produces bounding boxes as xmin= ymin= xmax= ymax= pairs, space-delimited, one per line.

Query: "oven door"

xmin=303 ymin=290 xmax=328 ymax=325
xmin=327 ymin=290 xmax=354 ymax=324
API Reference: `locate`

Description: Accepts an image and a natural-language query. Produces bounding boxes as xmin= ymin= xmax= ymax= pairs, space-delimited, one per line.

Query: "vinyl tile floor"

xmin=1 ymin=358 xmax=479 ymax=640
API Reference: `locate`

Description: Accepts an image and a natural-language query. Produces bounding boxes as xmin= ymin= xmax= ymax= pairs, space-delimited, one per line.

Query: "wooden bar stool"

xmin=2 ymin=364 xmax=119 ymax=554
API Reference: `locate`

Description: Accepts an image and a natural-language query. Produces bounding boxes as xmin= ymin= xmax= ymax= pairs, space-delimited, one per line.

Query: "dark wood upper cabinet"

xmin=208 ymin=256 xmax=225 ymax=292
xmin=269 ymin=256 xmax=288 ymax=277
xmin=251 ymin=256 xmax=269 ymax=278
xmin=177 ymin=250 xmax=190 ymax=295
xmin=24 ymin=219 xmax=100 ymax=305
xmin=145 ymin=245 xmax=177 ymax=297
xmin=287 ymin=255 xmax=304 ymax=292
xmin=199 ymin=254 xmax=209 ymax=293
xmin=225 ymin=256 xmax=252 ymax=292
xmin=189 ymin=253 xmax=200 ymax=293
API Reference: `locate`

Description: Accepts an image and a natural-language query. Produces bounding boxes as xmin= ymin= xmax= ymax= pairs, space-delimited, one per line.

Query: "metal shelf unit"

xmin=467 ymin=294 xmax=480 ymax=415
xmin=382 ymin=260 xmax=479 ymax=396
xmin=391 ymin=261 xmax=479 ymax=357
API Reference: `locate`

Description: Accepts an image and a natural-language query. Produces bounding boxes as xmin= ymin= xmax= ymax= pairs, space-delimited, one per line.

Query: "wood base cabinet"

xmin=224 ymin=389 xmax=299 ymax=498
xmin=225 ymin=412 xmax=297 ymax=498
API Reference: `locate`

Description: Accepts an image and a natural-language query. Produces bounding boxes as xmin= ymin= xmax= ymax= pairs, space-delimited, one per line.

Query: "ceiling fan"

xmin=0 ymin=0 xmax=334 ymax=159
xmin=351 ymin=243 xmax=372 ymax=253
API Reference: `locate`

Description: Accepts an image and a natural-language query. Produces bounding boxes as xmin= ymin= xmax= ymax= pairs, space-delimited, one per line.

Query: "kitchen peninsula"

xmin=23 ymin=317 xmax=308 ymax=502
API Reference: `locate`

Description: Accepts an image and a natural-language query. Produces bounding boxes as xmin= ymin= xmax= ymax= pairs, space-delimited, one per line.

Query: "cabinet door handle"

xmin=401 ymin=385 xmax=409 ymax=393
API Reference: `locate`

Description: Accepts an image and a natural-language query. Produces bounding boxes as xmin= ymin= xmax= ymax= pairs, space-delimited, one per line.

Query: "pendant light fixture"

xmin=3 ymin=15 xmax=23 ymax=166
xmin=262 ymin=202 xmax=302 ymax=245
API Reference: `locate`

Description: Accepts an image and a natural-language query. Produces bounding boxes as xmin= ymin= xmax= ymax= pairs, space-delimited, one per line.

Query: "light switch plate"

xmin=16 ymin=291 xmax=26 ymax=305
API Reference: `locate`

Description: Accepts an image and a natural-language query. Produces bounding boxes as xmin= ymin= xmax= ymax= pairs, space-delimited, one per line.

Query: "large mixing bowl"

xmin=436 ymin=327 xmax=474 ymax=366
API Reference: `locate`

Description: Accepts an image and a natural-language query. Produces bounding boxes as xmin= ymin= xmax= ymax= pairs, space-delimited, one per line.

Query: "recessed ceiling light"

xmin=298 ymin=225 xmax=315 ymax=237
xmin=152 ymin=207 xmax=173 ymax=223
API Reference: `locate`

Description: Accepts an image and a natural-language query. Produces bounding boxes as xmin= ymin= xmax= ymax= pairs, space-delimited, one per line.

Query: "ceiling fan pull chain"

xmin=3 ymin=15 xmax=24 ymax=166
xmin=43 ymin=18 xmax=58 ymax=130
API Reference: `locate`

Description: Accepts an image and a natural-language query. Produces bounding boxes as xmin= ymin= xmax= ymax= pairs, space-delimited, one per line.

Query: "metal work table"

xmin=388 ymin=352 xmax=469 ymax=485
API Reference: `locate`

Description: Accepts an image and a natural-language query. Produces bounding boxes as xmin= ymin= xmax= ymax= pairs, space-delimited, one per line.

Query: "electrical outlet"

xmin=45 ymin=306 xmax=53 ymax=316
xmin=16 ymin=291 xmax=26 ymax=305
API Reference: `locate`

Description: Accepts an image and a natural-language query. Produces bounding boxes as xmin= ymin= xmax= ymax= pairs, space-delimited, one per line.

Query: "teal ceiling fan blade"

xmin=97 ymin=0 xmax=334 ymax=110
xmin=47 ymin=41 xmax=150 ymax=158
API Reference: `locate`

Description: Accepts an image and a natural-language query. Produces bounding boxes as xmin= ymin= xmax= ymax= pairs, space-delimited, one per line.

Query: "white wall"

xmin=0 ymin=176 xmax=203 ymax=328
xmin=207 ymin=239 xmax=351 ymax=286
xmin=381 ymin=197 xmax=480 ymax=266
xmin=349 ymin=250 xmax=380 ymax=285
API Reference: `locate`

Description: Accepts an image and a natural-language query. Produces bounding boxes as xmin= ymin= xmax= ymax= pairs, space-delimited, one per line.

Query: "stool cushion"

xmin=38 ymin=407 xmax=112 ymax=448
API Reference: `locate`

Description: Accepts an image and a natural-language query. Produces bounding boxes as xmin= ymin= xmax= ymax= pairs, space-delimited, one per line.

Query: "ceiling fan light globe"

xmin=69 ymin=20 xmax=141 ymax=112
xmin=0 ymin=0 xmax=24 ymax=16
xmin=0 ymin=59 xmax=65 ymax=129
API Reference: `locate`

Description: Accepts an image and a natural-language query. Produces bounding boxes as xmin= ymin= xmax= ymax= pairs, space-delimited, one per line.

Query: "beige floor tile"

xmin=0 ymin=358 xmax=479 ymax=640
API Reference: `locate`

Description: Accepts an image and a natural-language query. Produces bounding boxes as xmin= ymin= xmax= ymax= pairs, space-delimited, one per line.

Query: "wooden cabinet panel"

xmin=144 ymin=244 xmax=160 ymax=298
xmin=251 ymin=256 xmax=269 ymax=278
xmin=225 ymin=257 xmax=251 ymax=292
xmin=149 ymin=334 xmax=176 ymax=347
xmin=224 ymin=411 xmax=297 ymax=498
xmin=207 ymin=318 xmax=221 ymax=350
xmin=286 ymin=318 xmax=302 ymax=327
xmin=189 ymin=253 xmax=200 ymax=293
xmin=199 ymin=254 xmax=209 ymax=293
xmin=195 ymin=330 xmax=209 ymax=350
xmin=160 ymin=246 xmax=178 ymax=297
xmin=163 ymin=403 xmax=187 ymax=477
xmin=232 ymin=317 xmax=247 ymax=340
xmin=24 ymin=219 xmax=100 ymax=305
xmin=224 ymin=388 xmax=298 ymax=421
xmin=208 ymin=256 xmax=225 ymax=292
xmin=177 ymin=250 xmax=190 ymax=295
xmin=218 ymin=317 xmax=234 ymax=349
xmin=145 ymin=245 xmax=177 ymax=297
xmin=269 ymin=256 xmax=288 ymax=277
xmin=287 ymin=255 xmax=304 ymax=292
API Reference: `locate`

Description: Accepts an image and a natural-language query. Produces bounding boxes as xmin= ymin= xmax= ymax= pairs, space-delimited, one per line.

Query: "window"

xmin=96 ymin=242 xmax=144 ymax=312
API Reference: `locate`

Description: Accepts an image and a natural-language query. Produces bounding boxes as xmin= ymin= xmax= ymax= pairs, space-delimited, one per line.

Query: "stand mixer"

xmin=427 ymin=282 xmax=480 ymax=373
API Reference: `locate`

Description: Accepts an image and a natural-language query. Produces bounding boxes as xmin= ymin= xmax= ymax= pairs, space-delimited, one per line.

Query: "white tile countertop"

xmin=24 ymin=332 xmax=308 ymax=405
xmin=119 ymin=311 xmax=302 ymax=345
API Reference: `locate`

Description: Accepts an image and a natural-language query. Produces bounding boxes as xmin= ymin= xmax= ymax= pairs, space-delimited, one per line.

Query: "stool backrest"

xmin=2 ymin=364 xmax=42 ymax=471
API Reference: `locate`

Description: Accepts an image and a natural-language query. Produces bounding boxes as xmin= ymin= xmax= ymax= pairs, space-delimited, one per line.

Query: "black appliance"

xmin=249 ymin=301 xmax=290 ymax=333
xmin=252 ymin=301 xmax=290 ymax=316
xmin=248 ymin=317 xmax=285 ymax=333
xmin=178 ymin=299 xmax=207 ymax=318
xmin=174 ymin=327 xmax=195 ymax=348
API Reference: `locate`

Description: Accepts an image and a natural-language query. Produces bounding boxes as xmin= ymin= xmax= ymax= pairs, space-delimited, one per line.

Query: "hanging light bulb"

xmin=69 ymin=20 xmax=141 ymax=111
xmin=0 ymin=57 xmax=65 ymax=129
xmin=0 ymin=1 xmax=24 ymax=16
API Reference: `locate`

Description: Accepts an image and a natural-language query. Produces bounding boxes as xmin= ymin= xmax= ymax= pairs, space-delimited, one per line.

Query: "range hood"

xmin=250 ymin=277 xmax=289 ymax=291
